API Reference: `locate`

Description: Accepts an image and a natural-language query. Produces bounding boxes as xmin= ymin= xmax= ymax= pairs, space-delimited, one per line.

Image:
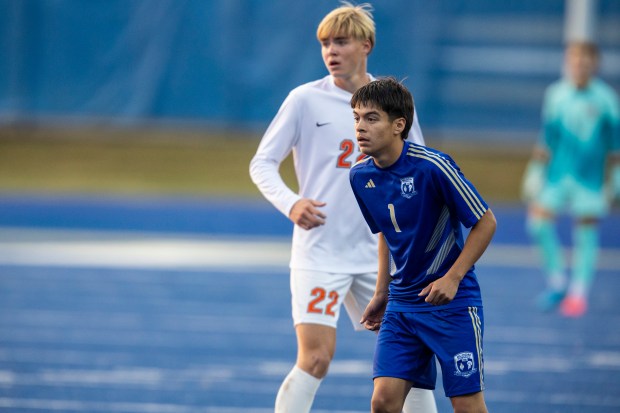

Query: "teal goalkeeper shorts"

xmin=538 ymin=177 xmax=608 ymax=218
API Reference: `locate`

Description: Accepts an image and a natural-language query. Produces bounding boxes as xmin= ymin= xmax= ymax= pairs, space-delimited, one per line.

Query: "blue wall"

xmin=1 ymin=0 xmax=619 ymax=139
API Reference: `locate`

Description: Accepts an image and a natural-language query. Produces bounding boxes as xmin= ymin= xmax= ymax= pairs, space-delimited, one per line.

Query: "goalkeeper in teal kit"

xmin=522 ymin=41 xmax=620 ymax=317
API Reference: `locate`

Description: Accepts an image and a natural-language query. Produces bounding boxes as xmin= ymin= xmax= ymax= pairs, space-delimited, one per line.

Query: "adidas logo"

xmin=365 ymin=179 xmax=376 ymax=188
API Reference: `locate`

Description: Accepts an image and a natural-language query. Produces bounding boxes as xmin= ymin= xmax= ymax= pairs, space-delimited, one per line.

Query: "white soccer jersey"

xmin=250 ymin=75 xmax=424 ymax=272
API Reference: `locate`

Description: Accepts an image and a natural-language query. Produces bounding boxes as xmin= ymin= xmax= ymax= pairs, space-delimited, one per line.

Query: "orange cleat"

xmin=560 ymin=295 xmax=587 ymax=318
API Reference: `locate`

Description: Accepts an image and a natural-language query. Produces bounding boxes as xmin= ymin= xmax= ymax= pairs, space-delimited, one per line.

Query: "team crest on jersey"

xmin=400 ymin=177 xmax=417 ymax=199
xmin=453 ymin=352 xmax=477 ymax=378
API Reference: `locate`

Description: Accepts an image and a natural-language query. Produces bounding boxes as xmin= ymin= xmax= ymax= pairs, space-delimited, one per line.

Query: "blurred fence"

xmin=1 ymin=0 xmax=619 ymax=142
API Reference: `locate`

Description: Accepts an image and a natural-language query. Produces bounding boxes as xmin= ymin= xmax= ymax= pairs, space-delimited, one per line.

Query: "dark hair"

xmin=350 ymin=77 xmax=414 ymax=140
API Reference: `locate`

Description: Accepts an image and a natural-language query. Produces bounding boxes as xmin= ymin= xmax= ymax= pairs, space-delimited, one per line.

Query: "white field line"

xmin=0 ymin=228 xmax=618 ymax=270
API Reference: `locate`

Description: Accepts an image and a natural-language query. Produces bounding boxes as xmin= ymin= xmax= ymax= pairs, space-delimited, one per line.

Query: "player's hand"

xmin=360 ymin=294 xmax=388 ymax=331
xmin=521 ymin=159 xmax=546 ymax=203
xmin=289 ymin=198 xmax=327 ymax=230
xmin=610 ymin=165 xmax=620 ymax=204
xmin=418 ymin=275 xmax=460 ymax=306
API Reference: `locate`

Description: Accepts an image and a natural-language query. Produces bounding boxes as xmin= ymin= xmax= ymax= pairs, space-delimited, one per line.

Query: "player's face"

xmin=320 ymin=35 xmax=370 ymax=79
xmin=566 ymin=45 xmax=597 ymax=88
xmin=353 ymin=104 xmax=405 ymax=165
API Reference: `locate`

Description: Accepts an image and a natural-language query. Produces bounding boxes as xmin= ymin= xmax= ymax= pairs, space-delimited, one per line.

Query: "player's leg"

xmin=371 ymin=376 xmax=411 ymax=413
xmin=560 ymin=219 xmax=598 ymax=317
xmin=527 ymin=204 xmax=566 ymax=310
xmin=372 ymin=311 xmax=437 ymax=413
xmin=450 ymin=391 xmax=488 ymax=413
xmin=346 ymin=273 xmax=438 ymax=413
xmin=275 ymin=269 xmax=352 ymax=413
xmin=275 ymin=324 xmax=335 ymax=413
xmin=560 ymin=186 xmax=606 ymax=317
xmin=294 ymin=323 xmax=336 ymax=377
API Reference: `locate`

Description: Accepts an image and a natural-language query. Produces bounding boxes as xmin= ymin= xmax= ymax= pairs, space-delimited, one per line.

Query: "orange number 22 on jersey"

xmin=307 ymin=287 xmax=339 ymax=316
xmin=337 ymin=139 xmax=366 ymax=168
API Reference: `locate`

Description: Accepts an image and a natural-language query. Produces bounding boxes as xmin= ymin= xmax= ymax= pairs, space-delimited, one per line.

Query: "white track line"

xmin=0 ymin=228 xmax=618 ymax=270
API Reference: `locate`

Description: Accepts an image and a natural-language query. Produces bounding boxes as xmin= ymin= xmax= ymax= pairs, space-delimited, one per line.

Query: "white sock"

xmin=549 ymin=271 xmax=567 ymax=292
xmin=275 ymin=365 xmax=322 ymax=413
xmin=402 ymin=387 xmax=438 ymax=413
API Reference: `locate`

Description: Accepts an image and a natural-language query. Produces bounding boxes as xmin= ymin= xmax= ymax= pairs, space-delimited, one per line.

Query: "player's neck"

xmin=373 ymin=140 xmax=405 ymax=169
xmin=573 ymin=78 xmax=592 ymax=89
xmin=333 ymin=72 xmax=370 ymax=94
xmin=569 ymin=73 xmax=593 ymax=89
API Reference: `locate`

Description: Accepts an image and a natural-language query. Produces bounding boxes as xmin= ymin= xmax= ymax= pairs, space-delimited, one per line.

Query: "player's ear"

xmin=393 ymin=117 xmax=406 ymax=136
xmin=362 ymin=38 xmax=372 ymax=55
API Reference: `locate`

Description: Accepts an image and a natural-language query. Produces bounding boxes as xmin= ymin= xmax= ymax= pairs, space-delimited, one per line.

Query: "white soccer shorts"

xmin=290 ymin=269 xmax=377 ymax=331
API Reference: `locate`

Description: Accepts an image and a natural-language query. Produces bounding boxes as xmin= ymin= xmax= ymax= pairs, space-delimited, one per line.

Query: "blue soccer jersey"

xmin=349 ymin=141 xmax=488 ymax=312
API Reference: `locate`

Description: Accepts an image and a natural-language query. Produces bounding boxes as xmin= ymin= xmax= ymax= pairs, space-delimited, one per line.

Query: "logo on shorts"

xmin=453 ymin=351 xmax=477 ymax=378
xmin=400 ymin=177 xmax=417 ymax=199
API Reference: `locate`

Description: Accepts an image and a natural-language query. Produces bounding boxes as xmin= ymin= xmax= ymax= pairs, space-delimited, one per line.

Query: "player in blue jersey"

xmin=521 ymin=41 xmax=620 ymax=317
xmin=349 ymin=77 xmax=496 ymax=413
xmin=250 ymin=4 xmax=437 ymax=413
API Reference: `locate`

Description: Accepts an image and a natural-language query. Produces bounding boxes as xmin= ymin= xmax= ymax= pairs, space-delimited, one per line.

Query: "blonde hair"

xmin=316 ymin=2 xmax=375 ymax=52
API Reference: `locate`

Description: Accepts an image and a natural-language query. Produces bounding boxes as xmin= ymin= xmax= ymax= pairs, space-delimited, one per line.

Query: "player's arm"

xmin=522 ymin=88 xmax=556 ymax=202
xmin=250 ymin=149 xmax=301 ymax=217
xmin=249 ymin=98 xmax=301 ymax=216
xmin=249 ymin=94 xmax=326 ymax=229
xmin=360 ymin=232 xmax=390 ymax=331
xmin=609 ymin=152 xmax=620 ymax=204
xmin=251 ymin=155 xmax=326 ymax=229
xmin=521 ymin=144 xmax=550 ymax=203
xmin=420 ymin=208 xmax=497 ymax=306
xmin=607 ymin=101 xmax=620 ymax=203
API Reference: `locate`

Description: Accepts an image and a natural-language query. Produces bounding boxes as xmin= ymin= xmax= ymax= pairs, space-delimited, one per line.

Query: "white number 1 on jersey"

xmin=388 ymin=203 xmax=402 ymax=233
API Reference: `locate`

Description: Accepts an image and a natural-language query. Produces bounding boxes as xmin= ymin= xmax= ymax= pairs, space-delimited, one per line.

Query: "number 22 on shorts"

xmin=307 ymin=287 xmax=339 ymax=316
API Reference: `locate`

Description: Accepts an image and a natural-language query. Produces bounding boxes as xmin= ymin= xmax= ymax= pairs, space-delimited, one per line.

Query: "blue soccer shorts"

xmin=373 ymin=306 xmax=485 ymax=397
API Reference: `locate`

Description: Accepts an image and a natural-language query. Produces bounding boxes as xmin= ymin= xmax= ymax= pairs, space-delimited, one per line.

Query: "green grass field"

xmin=0 ymin=124 xmax=529 ymax=202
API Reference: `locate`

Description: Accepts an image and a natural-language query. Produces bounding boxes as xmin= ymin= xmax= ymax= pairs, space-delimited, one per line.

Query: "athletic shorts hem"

xmin=445 ymin=387 xmax=485 ymax=398
xmin=292 ymin=319 xmax=338 ymax=329
xmin=372 ymin=374 xmax=435 ymax=391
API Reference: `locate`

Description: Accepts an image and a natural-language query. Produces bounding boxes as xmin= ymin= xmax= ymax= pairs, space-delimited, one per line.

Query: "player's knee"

xmin=304 ymin=350 xmax=332 ymax=378
xmin=450 ymin=392 xmax=488 ymax=413
xmin=526 ymin=215 xmax=548 ymax=238
xmin=370 ymin=391 xmax=401 ymax=413
xmin=577 ymin=216 xmax=598 ymax=226
xmin=452 ymin=405 xmax=488 ymax=413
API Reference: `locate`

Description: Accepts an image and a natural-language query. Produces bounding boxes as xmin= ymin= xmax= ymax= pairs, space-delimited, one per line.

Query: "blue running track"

xmin=0 ymin=194 xmax=619 ymax=413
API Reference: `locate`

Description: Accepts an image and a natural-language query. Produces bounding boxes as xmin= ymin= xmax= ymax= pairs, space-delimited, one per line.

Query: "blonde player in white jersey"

xmin=250 ymin=3 xmax=437 ymax=413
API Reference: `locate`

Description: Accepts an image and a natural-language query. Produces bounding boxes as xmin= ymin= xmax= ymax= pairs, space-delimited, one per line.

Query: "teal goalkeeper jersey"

xmin=541 ymin=77 xmax=620 ymax=190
